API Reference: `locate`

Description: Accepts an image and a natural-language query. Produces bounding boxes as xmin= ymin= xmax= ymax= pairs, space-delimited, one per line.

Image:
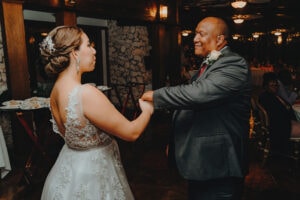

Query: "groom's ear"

xmin=217 ymin=35 xmax=225 ymax=46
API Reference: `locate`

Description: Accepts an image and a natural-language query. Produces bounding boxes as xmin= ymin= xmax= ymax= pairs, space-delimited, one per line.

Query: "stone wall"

xmin=0 ymin=23 xmax=13 ymax=149
xmin=0 ymin=24 xmax=8 ymax=95
xmin=108 ymin=20 xmax=152 ymax=109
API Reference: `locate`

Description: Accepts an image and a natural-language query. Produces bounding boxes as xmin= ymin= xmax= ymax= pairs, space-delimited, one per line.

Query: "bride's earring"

xmin=76 ymin=58 xmax=80 ymax=73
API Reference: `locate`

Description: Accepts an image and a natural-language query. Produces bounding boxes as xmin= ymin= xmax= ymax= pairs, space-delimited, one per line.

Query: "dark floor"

xmin=1 ymin=110 xmax=300 ymax=200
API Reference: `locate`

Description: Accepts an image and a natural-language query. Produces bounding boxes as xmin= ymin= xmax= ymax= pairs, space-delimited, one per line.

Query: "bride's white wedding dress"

xmin=41 ymin=85 xmax=134 ymax=200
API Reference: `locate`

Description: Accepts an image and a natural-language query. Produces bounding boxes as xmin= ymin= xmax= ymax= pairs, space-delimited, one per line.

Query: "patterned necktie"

xmin=198 ymin=63 xmax=208 ymax=77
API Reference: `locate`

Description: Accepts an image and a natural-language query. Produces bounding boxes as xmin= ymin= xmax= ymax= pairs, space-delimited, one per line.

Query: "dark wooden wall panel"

xmin=2 ymin=1 xmax=31 ymax=99
xmin=56 ymin=11 xmax=77 ymax=26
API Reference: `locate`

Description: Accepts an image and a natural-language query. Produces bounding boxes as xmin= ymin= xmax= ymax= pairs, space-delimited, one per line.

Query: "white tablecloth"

xmin=0 ymin=126 xmax=11 ymax=178
xmin=293 ymin=105 xmax=300 ymax=121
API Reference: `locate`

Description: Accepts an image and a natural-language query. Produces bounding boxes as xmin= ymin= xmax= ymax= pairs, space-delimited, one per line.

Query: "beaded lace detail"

xmin=52 ymin=85 xmax=112 ymax=150
xmin=43 ymin=141 xmax=130 ymax=199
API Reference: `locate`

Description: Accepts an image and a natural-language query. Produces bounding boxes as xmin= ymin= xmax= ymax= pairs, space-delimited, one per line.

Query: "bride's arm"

xmin=82 ymin=84 xmax=153 ymax=141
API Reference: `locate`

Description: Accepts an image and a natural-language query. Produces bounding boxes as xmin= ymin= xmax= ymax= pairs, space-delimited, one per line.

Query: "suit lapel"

xmin=190 ymin=47 xmax=232 ymax=82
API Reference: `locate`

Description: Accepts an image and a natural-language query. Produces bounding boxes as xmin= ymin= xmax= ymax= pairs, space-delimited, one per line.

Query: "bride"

xmin=39 ymin=26 xmax=153 ymax=200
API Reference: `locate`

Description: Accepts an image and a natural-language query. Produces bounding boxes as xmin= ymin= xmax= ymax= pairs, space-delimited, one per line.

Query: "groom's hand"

xmin=141 ymin=91 xmax=154 ymax=102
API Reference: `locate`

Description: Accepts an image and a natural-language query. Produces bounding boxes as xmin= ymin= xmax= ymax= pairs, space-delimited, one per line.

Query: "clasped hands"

xmin=138 ymin=91 xmax=154 ymax=115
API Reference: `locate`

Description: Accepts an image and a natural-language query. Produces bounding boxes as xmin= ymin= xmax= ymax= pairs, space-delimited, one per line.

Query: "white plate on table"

xmin=97 ymin=85 xmax=112 ymax=92
xmin=1 ymin=98 xmax=50 ymax=110
xmin=1 ymin=100 xmax=22 ymax=110
xmin=2 ymin=100 xmax=23 ymax=106
xmin=0 ymin=105 xmax=20 ymax=110
xmin=20 ymin=97 xmax=50 ymax=110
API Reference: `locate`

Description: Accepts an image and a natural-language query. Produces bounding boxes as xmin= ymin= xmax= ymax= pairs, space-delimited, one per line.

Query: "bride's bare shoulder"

xmin=81 ymin=84 xmax=102 ymax=96
xmin=81 ymin=84 xmax=110 ymax=106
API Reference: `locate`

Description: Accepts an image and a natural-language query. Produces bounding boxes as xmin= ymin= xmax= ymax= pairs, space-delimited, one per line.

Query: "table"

xmin=0 ymin=97 xmax=52 ymax=184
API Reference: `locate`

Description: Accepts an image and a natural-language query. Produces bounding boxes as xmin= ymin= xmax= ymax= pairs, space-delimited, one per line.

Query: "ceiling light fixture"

xmin=69 ymin=0 xmax=76 ymax=4
xmin=181 ymin=30 xmax=192 ymax=37
xmin=65 ymin=0 xmax=77 ymax=7
xmin=232 ymin=34 xmax=241 ymax=40
xmin=182 ymin=32 xmax=189 ymax=37
xmin=271 ymin=28 xmax=288 ymax=36
xmin=274 ymin=31 xmax=282 ymax=36
xmin=252 ymin=32 xmax=264 ymax=39
xmin=252 ymin=33 xmax=259 ymax=38
xmin=232 ymin=15 xmax=246 ymax=24
xmin=159 ymin=4 xmax=168 ymax=20
xmin=231 ymin=0 xmax=247 ymax=9
xmin=233 ymin=18 xmax=244 ymax=24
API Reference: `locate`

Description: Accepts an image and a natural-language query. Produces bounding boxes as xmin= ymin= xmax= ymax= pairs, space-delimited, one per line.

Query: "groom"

xmin=141 ymin=17 xmax=251 ymax=200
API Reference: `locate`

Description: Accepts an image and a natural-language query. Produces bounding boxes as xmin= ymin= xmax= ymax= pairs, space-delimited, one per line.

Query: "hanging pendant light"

xmin=232 ymin=15 xmax=245 ymax=24
xmin=159 ymin=4 xmax=168 ymax=20
xmin=233 ymin=18 xmax=244 ymax=24
xmin=231 ymin=0 xmax=247 ymax=9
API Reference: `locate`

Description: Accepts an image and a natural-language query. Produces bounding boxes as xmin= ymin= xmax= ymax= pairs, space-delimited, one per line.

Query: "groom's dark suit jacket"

xmin=153 ymin=47 xmax=251 ymax=181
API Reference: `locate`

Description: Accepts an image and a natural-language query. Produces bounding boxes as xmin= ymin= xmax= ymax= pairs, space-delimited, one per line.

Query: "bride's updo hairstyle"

xmin=39 ymin=26 xmax=83 ymax=76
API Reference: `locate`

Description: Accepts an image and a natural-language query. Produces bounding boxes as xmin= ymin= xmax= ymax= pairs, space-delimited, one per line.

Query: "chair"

xmin=251 ymin=96 xmax=300 ymax=169
xmin=250 ymin=97 xmax=270 ymax=166
xmin=289 ymin=137 xmax=300 ymax=169
xmin=250 ymin=97 xmax=260 ymax=139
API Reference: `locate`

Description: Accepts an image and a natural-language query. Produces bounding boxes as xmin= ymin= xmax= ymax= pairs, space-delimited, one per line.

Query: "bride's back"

xmin=50 ymin=84 xmax=112 ymax=150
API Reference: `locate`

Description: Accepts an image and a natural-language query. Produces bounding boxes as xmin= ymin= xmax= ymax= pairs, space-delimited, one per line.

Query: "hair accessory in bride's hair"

xmin=40 ymin=35 xmax=56 ymax=53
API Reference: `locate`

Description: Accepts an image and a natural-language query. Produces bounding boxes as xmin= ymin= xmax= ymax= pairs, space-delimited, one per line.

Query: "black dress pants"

xmin=188 ymin=177 xmax=245 ymax=200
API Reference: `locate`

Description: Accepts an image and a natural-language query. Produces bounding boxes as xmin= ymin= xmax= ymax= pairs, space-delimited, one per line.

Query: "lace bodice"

xmin=43 ymin=85 xmax=134 ymax=199
xmin=52 ymin=85 xmax=113 ymax=150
